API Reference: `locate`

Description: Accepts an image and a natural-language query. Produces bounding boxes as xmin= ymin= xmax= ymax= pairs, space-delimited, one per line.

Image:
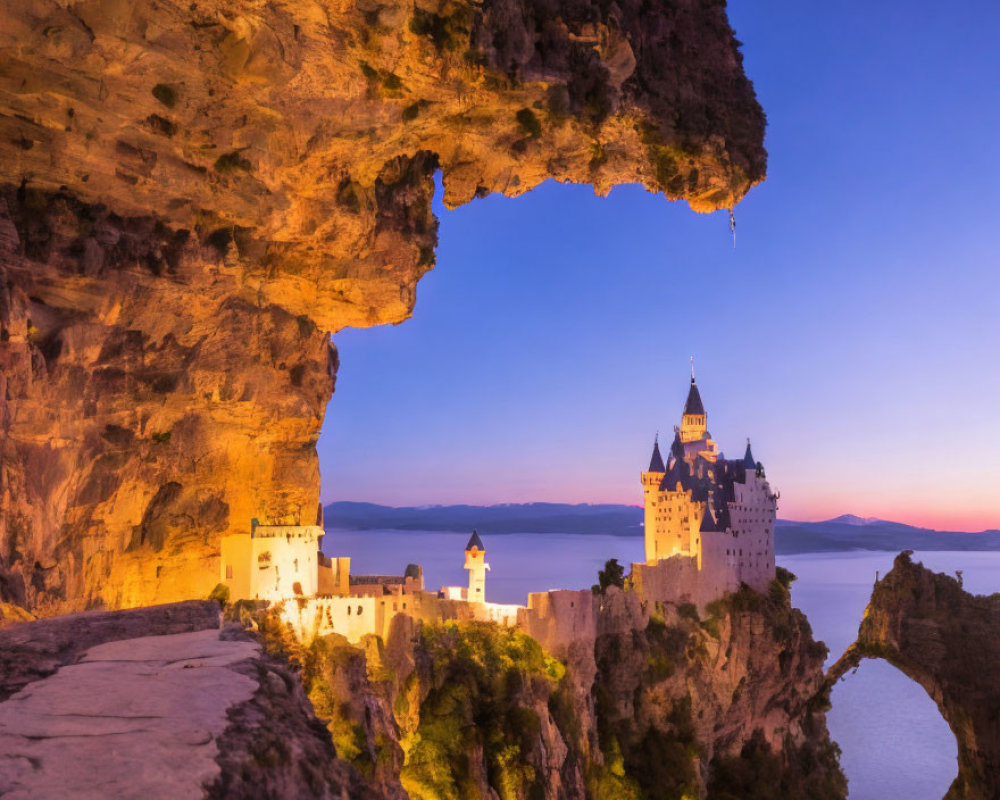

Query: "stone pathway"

xmin=0 ymin=629 xmax=259 ymax=799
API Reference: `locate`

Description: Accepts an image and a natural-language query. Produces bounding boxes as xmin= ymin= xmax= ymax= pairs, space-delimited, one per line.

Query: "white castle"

xmin=217 ymin=368 xmax=779 ymax=642
xmin=639 ymin=369 xmax=778 ymax=594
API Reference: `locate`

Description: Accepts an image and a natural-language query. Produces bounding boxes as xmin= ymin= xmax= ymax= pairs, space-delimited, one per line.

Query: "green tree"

xmin=593 ymin=558 xmax=626 ymax=594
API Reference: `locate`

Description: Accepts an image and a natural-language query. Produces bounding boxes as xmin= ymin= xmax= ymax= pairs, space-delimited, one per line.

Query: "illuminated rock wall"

xmin=0 ymin=0 xmax=766 ymax=612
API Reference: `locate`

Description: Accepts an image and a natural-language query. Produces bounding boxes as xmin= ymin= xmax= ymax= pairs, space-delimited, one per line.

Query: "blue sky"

xmin=319 ymin=0 xmax=1000 ymax=530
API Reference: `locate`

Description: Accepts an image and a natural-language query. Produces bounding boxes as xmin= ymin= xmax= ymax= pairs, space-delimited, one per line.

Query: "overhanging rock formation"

xmin=0 ymin=0 xmax=766 ymax=612
xmin=827 ymin=552 xmax=1000 ymax=800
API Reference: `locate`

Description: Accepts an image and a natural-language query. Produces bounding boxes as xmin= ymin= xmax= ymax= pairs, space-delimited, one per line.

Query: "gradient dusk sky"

xmin=318 ymin=0 xmax=1000 ymax=532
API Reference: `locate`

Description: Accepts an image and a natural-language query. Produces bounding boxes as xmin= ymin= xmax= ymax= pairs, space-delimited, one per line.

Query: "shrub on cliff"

xmin=401 ymin=622 xmax=565 ymax=800
xmin=593 ymin=559 xmax=626 ymax=594
xmin=708 ymin=728 xmax=846 ymax=800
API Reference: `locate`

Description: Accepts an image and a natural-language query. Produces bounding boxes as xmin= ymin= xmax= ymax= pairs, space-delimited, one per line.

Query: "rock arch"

xmin=826 ymin=552 xmax=1000 ymax=800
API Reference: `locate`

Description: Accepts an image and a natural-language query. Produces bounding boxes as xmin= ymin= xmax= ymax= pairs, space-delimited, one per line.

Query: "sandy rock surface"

xmin=0 ymin=628 xmax=259 ymax=800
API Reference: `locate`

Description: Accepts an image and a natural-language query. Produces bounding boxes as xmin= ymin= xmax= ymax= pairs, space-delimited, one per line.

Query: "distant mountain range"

xmin=323 ymin=502 xmax=1000 ymax=553
xmin=324 ymin=501 xmax=644 ymax=537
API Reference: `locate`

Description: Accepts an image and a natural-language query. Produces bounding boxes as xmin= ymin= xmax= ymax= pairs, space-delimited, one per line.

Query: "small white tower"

xmin=464 ymin=530 xmax=488 ymax=602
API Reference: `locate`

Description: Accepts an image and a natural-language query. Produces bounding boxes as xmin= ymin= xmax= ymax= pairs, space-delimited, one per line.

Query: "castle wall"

xmin=249 ymin=530 xmax=319 ymax=601
xmin=631 ymin=553 xmax=738 ymax=613
xmin=519 ymin=589 xmax=598 ymax=658
xmin=728 ymin=474 xmax=776 ymax=593
xmin=220 ymin=534 xmax=252 ymax=600
xmin=317 ymin=556 xmax=350 ymax=596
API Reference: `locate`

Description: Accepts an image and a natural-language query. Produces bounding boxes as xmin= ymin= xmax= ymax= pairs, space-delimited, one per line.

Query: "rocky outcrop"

xmin=0 ymin=0 xmax=766 ymax=613
xmin=828 ymin=552 xmax=1000 ymax=800
xmin=277 ymin=578 xmax=845 ymax=800
xmin=0 ymin=602 xmax=381 ymax=799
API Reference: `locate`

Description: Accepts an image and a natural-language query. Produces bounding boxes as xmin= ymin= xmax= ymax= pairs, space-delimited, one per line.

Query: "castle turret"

xmin=464 ymin=530 xmax=488 ymax=602
xmin=641 ymin=435 xmax=666 ymax=563
xmin=680 ymin=376 xmax=707 ymax=443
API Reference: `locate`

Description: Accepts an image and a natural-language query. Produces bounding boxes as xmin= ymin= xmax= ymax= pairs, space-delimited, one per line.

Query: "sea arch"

xmin=825 ymin=552 xmax=1000 ymax=800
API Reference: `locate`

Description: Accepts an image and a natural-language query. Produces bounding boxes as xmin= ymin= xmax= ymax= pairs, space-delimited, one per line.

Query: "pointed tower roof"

xmin=670 ymin=428 xmax=685 ymax=461
xmin=683 ymin=378 xmax=706 ymax=416
xmin=465 ymin=530 xmax=484 ymax=551
xmin=648 ymin=436 xmax=665 ymax=472
xmin=743 ymin=439 xmax=756 ymax=469
xmin=659 ymin=451 xmax=690 ymax=492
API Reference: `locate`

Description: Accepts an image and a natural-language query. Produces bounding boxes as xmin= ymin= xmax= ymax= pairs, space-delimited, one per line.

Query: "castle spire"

xmin=648 ymin=434 xmax=665 ymax=472
xmin=743 ymin=438 xmax=756 ymax=469
xmin=683 ymin=377 xmax=706 ymax=416
xmin=466 ymin=529 xmax=484 ymax=551
xmin=680 ymin=365 xmax=708 ymax=444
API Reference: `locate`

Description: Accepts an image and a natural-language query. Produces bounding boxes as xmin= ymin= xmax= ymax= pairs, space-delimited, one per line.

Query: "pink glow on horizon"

xmin=333 ymin=483 xmax=998 ymax=533
xmin=779 ymin=504 xmax=999 ymax=534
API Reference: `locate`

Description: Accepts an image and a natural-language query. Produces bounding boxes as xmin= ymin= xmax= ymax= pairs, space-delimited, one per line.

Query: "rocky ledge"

xmin=827 ymin=551 xmax=1000 ymax=800
xmin=0 ymin=0 xmax=766 ymax=613
xmin=0 ymin=601 xmax=378 ymax=799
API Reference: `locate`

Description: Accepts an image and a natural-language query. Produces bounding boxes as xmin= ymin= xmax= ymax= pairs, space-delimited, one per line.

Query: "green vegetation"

xmin=300 ymin=635 xmax=385 ymax=774
xmin=207 ymin=583 xmax=229 ymax=607
xmin=775 ymin=566 xmax=797 ymax=589
xmin=151 ymin=83 xmax=177 ymax=108
xmin=593 ymin=558 xmax=625 ymax=594
xmin=401 ymin=622 xmax=565 ymax=800
xmin=709 ymin=729 xmax=846 ymax=800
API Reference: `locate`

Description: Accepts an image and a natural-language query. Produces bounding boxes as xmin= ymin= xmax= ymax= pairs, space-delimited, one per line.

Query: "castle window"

xmin=357 ymin=606 xmax=363 ymax=615
xmin=348 ymin=606 xmax=352 ymax=615
xmin=225 ymin=565 xmax=233 ymax=580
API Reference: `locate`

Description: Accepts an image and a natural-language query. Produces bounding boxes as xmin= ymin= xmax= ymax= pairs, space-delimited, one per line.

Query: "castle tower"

xmin=679 ymin=375 xmax=707 ymax=444
xmin=464 ymin=530 xmax=488 ymax=602
xmin=641 ymin=435 xmax=666 ymax=564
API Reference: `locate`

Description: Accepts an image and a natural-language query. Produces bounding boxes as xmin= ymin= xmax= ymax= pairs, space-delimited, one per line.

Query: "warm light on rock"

xmin=0 ymin=0 xmax=765 ymax=613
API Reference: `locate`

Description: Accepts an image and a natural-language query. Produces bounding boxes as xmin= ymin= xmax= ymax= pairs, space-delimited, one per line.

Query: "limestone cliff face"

xmin=0 ymin=0 xmax=765 ymax=612
xmin=281 ymin=583 xmax=844 ymax=800
xmin=829 ymin=552 xmax=1000 ymax=800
